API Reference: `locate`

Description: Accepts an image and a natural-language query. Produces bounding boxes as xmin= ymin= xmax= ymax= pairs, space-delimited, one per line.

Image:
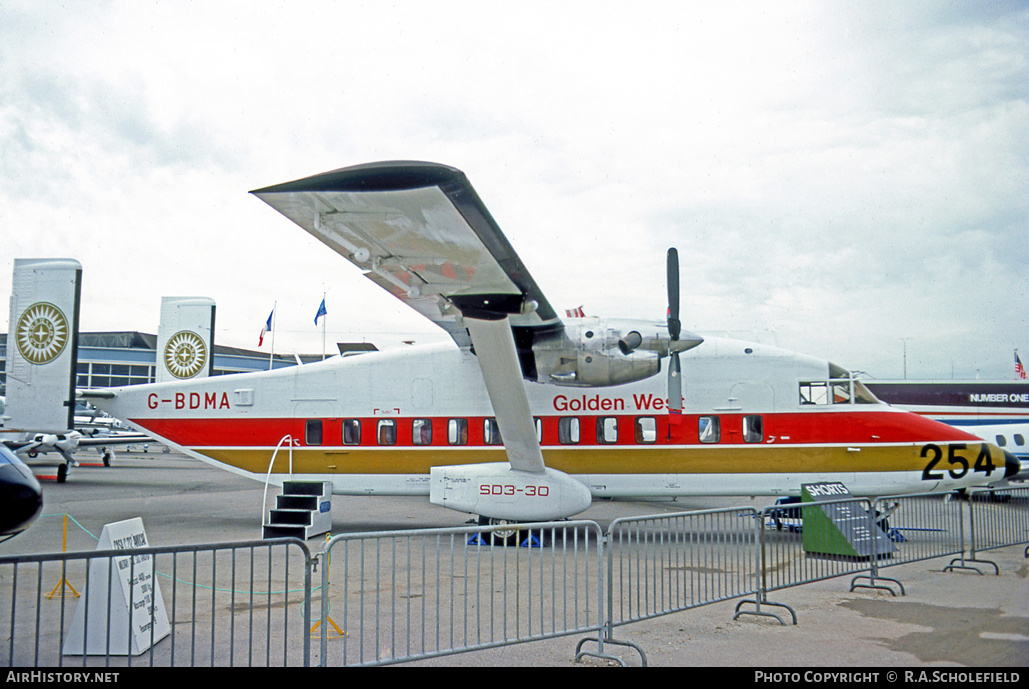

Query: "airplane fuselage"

xmin=95 ymin=334 xmax=1018 ymax=504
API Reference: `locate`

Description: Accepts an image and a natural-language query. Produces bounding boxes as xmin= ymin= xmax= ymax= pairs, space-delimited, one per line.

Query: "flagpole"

xmin=269 ymin=301 xmax=276 ymax=371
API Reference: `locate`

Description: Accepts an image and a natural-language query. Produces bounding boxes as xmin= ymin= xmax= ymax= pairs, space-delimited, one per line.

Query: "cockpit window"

xmin=799 ymin=382 xmax=829 ymax=405
xmin=803 ymin=367 xmax=881 ymax=406
xmin=853 ymin=380 xmax=880 ymax=404
xmin=828 ymin=362 xmax=850 ymax=379
xmin=831 ymin=381 xmax=852 ymax=404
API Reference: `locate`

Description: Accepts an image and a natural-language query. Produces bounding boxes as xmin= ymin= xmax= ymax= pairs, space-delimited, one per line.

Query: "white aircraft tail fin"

xmin=156 ymin=297 xmax=215 ymax=383
xmin=5 ymin=259 xmax=82 ymax=433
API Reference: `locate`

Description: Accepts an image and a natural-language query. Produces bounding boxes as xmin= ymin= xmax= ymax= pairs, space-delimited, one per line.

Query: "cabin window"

xmin=377 ymin=419 xmax=397 ymax=446
xmin=412 ymin=418 xmax=432 ymax=445
xmin=305 ymin=419 xmax=323 ymax=446
xmin=342 ymin=419 xmax=361 ymax=445
xmin=699 ymin=416 xmax=720 ymax=444
xmin=558 ymin=417 xmax=580 ymax=444
xmin=1016 ymin=434 xmax=1026 ymax=446
xmin=596 ymin=417 xmax=618 ymax=444
xmin=743 ymin=415 xmax=763 ymax=443
xmin=484 ymin=418 xmax=503 ymax=445
xmin=448 ymin=418 xmax=469 ymax=445
xmin=635 ymin=417 xmax=656 ymax=444
xmin=799 ymin=381 xmax=828 ymax=405
xmin=996 ymin=435 xmax=1007 ymax=447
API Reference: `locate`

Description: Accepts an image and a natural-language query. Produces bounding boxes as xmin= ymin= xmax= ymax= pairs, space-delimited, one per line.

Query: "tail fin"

xmin=5 ymin=259 xmax=82 ymax=433
xmin=156 ymin=297 xmax=216 ymax=383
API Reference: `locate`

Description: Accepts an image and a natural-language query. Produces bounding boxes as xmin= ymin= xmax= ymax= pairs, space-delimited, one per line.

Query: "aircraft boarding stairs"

xmin=262 ymin=480 xmax=332 ymax=540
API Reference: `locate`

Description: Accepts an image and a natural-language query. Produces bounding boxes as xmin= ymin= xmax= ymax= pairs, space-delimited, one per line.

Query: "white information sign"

xmin=63 ymin=518 xmax=170 ymax=655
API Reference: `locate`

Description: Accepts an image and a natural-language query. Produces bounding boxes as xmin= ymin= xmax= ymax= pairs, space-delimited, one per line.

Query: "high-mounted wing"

xmin=252 ymin=162 xmax=564 ymax=476
xmin=251 ymin=161 xmax=563 ymax=348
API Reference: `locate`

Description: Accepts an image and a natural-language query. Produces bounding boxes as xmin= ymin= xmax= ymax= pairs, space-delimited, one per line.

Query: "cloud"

xmin=1 ymin=1 xmax=1026 ymax=380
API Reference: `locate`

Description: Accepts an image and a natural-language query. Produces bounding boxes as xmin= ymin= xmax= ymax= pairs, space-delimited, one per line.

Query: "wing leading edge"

xmin=251 ymin=161 xmax=563 ymax=348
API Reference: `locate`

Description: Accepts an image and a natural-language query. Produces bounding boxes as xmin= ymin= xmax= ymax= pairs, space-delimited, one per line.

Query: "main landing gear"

xmin=476 ymin=515 xmax=525 ymax=546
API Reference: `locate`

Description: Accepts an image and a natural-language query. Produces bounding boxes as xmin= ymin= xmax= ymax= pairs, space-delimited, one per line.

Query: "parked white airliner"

xmin=67 ymin=161 xmax=1017 ymax=523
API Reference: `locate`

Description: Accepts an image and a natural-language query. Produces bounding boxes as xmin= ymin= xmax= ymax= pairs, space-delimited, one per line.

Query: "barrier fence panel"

xmin=957 ymin=486 xmax=1029 ymax=573
xmin=317 ymin=521 xmax=605 ymax=667
xmin=5 ymin=489 xmax=1029 ymax=668
xmin=604 ymin=508 xmax=761 ymax=629
xmin=759 ymin=498 xmax=875 ymax=595
xmin=0 ymin=539 xmax=313 ymax=667
xmin=967 ymin=486 xmax=1029 ymax=555
xmin=870 ymin=494 xmax=965 ymax=569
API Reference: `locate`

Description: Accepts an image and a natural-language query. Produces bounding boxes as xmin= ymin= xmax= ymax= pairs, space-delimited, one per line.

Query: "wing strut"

xmin=463 ymin=316 xmax=546 ymax=475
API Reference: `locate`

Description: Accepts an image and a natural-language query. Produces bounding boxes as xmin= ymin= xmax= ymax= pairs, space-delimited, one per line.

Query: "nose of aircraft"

xmin=1003 ymin=449 xmax=1022 ymax=480
xmin=0 ymin=448 xmax=44 ymax=537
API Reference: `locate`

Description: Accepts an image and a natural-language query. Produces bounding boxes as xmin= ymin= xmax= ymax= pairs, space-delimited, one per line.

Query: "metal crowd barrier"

xmin=869 ymin=493 xmax=965 ymax=586
xmin=317 ymin=520 xmax=605 ymax=667
xmin=2 ymin=487 xmax=1027 ymax=668
xmin=0 ymin=539 xmax=313 ymax=667
xmin=953 ymin=485 xmax=1029 ymax=574
xmin=577 ymin=507 xmax=761 ymax=665
xmin=603 ymin=508 xmax=761 ymax=625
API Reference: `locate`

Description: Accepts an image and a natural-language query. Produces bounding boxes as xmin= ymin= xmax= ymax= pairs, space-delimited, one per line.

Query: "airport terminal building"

xmin=0 ymin=331 xmax=335 ymax=395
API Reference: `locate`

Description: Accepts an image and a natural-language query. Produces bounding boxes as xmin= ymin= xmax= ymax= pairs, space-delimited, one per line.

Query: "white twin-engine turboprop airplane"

xmin=84 ymin=161 xmax=1019 ymax=524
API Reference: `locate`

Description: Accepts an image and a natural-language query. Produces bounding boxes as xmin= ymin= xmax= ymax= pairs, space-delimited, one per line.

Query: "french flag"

xmin=259 ymin=309 xmax=273 ymax=347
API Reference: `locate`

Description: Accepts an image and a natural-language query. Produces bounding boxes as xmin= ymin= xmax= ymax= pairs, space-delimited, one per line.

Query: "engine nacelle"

xmin=429 ymin=463 xmax=593 ymax=521
xmin=572 ymin=350 xmax=660 ymax=386
xmin=532 ymin=317 xmax=699 ymax=387
xmin=536 ymin=347 xmax=661 ymax=387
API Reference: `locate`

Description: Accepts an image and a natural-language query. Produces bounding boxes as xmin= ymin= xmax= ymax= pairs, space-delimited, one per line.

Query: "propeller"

xmin=667 ymin=248 xmax=683 ymax=420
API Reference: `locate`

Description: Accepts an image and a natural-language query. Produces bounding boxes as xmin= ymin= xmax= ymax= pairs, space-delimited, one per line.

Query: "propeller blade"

xmin=668 ymin=351 xmax=682 ymax=415
xmin=667 ymin=248 xmax=680 ymax=341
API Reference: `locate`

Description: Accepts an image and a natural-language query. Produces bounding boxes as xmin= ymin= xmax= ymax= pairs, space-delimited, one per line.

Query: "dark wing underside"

xmin=251 ymin=161 xmax=563 ymax=348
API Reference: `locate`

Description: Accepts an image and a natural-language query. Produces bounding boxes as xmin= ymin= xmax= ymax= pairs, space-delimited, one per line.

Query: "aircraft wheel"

xmin=102 ymin=450 xmax=113 ymax=467
xmin=478 ymin=516 xmax=522 ymax=546
xmin=57 ymin=463 xmax=68 ymax=484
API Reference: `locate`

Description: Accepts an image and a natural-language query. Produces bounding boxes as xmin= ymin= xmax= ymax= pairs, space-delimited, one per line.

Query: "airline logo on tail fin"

xmin=156 ymin=297 xmax=215 ymax=383
xmin=6 ymin=259 xmax=82 ymax=433
xmin=15 ymin=302 xmax=71 ymax=365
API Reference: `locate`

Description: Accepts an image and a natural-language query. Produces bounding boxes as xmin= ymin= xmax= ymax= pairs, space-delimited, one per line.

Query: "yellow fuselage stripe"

xmin=195 ymin=443 xmax=965 ymax=476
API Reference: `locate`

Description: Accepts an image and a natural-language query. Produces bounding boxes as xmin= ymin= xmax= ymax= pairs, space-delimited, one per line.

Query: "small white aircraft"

xmin=2 ymin=261 xmax=210 ymax=480
xmin=76 ymin=162 xmax=1017 ymax=525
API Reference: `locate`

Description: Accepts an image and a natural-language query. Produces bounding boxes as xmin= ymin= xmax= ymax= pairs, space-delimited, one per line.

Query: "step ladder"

xmin=262 ymin=480 xmax=332 ymax=540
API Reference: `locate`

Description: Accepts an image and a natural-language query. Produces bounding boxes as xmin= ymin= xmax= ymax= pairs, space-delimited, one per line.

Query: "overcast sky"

xmin=2 ymin=1 xmax=1026 ymax=380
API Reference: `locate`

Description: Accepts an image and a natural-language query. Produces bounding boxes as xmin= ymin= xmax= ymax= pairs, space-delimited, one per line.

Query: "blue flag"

xmin=314 ymin=298 xmax=327 ymax=325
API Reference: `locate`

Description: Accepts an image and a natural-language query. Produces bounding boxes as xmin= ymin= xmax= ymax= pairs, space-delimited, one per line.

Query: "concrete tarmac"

xmin=2 ymin=448 xmax=1027 ymax=669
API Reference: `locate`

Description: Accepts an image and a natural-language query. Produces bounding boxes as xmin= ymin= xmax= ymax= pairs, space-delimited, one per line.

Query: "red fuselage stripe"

xmin=131 ymin=410 xmax=979 ymax=449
